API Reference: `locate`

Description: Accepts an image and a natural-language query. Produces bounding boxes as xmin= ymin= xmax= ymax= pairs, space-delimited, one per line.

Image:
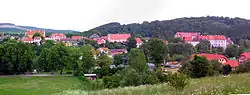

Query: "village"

xmin=2 ymin=30 xmax=248 ymax=74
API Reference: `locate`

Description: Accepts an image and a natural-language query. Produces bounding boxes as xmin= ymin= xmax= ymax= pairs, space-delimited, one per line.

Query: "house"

xmin=71 ymin=36 xmax=82 ymax=41
xmin=26 ymin=30 xmax=45 ymax=38
xmin=110 ymin=49 xmax=128 ymax=56
xmin=33 ymin=36 xmax=42 ymax=43
xmin=136 ymin=38 xmax=143 ymax=48
xmin=107 ymin=34 xmax=131 ymax=43
xmin=101 ymin=36 xmax=108 ymax=40
xmin=97 ymin=47 xmax=109 ymax=55
xmin=93 ymin=38 xmax=106 ymax=45
xmin=191 ymin=53 xmax=239 ymax=68
xmin=198 ymin=35 xmax=227 ymax=49
xmin=60 ymin=38 xmax=73 ymax=46
xmin=89 ymin=34 xmax=100 ymax=39
xmin=50 ymin=33 xmax=66 ymax=41
xmin=175 ymin=32 xmax=200 ymax=42
xmin=23 ymin=37 xmax=34 ymax=43
xmin=239 ymin=52 xmax=250 ymax=64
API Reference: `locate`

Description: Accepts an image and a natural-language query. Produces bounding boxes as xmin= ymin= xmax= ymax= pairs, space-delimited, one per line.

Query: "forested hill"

xmin=90 ymin=16 xmax=250 ymax=42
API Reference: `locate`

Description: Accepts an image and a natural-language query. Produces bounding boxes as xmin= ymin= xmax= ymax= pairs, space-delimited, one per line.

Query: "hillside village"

xmin=2 ymin=29 xmax=248 ymax=73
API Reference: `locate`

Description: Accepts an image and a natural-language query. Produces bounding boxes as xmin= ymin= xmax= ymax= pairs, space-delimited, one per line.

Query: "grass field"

xmin=0 ymin=76 xmax=81 ymax=95
xmin=58 ymin=73 xmax=250 ymax=95
xmin=1 ymin=73 xmax=250 ymax=95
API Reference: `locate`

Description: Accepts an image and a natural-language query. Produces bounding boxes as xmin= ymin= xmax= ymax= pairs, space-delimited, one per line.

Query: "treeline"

xmin=86 ymin=16 xmax=250 ymax=43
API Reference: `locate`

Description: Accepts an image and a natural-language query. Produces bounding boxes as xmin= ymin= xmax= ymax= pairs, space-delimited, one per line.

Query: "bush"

xmin=118 ymin=68 xmax=143 ymax=87
xmin=81 ymin=79 xmax=104 ymax=91
xmin=168 ymin=73 xmax=189 ymax=91
xmin=103 ymin=76 xmax=120 ymax=88
xmin=156 ymin=69 xmax=169 ymax=82
xmin=142 ymin=70 xmax=160 ymax=85
xmin=235 ymin=62 xmax=250 ymax=73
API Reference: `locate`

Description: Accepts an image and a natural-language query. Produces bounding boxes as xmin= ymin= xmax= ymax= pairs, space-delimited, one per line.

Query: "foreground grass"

xmin=58 ymin=73 xmax=250 ymax=95
xmin=0 ymin=76 xmax=81 ymax=95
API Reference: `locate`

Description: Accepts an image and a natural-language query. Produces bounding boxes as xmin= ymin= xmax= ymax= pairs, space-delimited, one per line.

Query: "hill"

xmin=58 ymin=73 xmax=250 ymax=95
xmin=0 ymin=23 xmax=80 ymax=33
xmin=90 ymin=16 xmax=250 ymax=43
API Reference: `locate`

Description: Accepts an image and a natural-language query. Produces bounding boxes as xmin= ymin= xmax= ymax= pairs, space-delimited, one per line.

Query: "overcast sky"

xmin=0 ymin=0 xmax=249 ymax=31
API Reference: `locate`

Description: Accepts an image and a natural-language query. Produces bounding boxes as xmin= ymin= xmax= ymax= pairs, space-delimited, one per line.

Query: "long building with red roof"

xmin=107 ymin=34 xmax=131 ymax=43
xmin=26 ymin=30 xmax=45 ymax=38
xmin=191 ymin=53 xmax=239 ymax=68
xmin=239 ymin=52 xmax=250 ymax=64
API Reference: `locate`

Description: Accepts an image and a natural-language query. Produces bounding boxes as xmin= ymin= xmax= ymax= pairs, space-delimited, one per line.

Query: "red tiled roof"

xmin=225 ymin=60 xmax=239 ymax=68
xmin=136 ymin=38 xmax=143 ymax=44
xmin=72 ymin=36 xmax=82 ymax=40
xmin=198 ymin=35 xmax=226 ymax=40
xmin=108 ymin=34 xmax=130 ymax=41
xmin=176 ymin=32 xmax=200 ymax=37
xmin=34 ymin=36 xmax=41 ymax=40
xmin=191 ymin=53 xmax=228 ymax=61
xmin=101 ymin=36 xmax=108 ymax=40
xmin=23 ymin=37 xmax=33 ymax=41
xmin=240 ymin=52 xmax=250 ymax=59
xmin=51 ymin=33 xmax=66 ymax=38
xmin=165 ymin=40 xmax=168 ymax=44
xmin=184 ymin=37 xmax=193 ymax=42
xmin=96 ymin=39 xmax=106 ymax=44
xmin=26 ymin=30 xmax=45 ymax=35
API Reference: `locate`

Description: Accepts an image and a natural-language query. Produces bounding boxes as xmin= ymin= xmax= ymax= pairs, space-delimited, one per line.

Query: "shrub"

xmin=81 ymin=79 xmax=104 ymax=91
xmin=103 ymin=76 xmax=120 ymax=88
xmin=117 ymin=68 xmax=143 ymax=87
xmin=235 ymin=62 xmax=250 ymax=73
xmin=168 ymin=73 xmax=189 ymax=91
xmin=142 ymin=70 xmax=160 ymax=85
xmin=156 ymin=68 xmax=169 ymax=82
xmin=223 ymin=64 xmax=232 ymax=75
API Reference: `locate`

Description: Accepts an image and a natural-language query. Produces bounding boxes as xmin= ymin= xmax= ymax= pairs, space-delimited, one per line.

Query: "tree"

xmin=97 ymin=55 xmax=113 ymax=68
xmin=128 ymin=48 xmax=148 ymax=72
xmin=168 ymin=37 xmax=184 ymax=43
xmin=142 ymin=38 xmax=168 ymax=67
xmin=210 ymin=60 xmax=223 ymax=75
xmin=113 ymin=54 xmax=125 ymax=66
xmin=50 ymin=43 xmax=70 ymax=74
xmin=37 ymin=48 xmax=52 ymax=72
xmin=225 ymin=44 xmax=239 ymax=58
xmin=0 ymin=41 xmax=35 ymax=74
xmin=117 ymin=68 xmax=142 ymax=87
xmin=168 ymin=73 xmax=189 ymax=91
xmin=211 ymin=47 xmax=224 ymax=54
xmin=189 ymin=55 xmax=212 ymax=78
xmin=196 ymin=40 xmax=211 ymax=53
xmin=33 ymin=32 xmax=42 ymax=37
xmin=223 ymin=64 xmax=232 ymax=75
xmin=43 ymin=40 xmax=54 ymax=49
xmin=127 ymin=36 xmax=137 ymax=51
xmin=168 ymin=43 xmax=194 ymax=56
xmin=80 ymin=45 xmax=96 ymax=74
xmin=66 ymin=33 xmax=73 ymax=38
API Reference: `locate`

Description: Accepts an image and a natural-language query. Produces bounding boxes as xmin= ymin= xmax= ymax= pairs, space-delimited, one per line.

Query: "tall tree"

xmin=196 ymin=40 xmax=211 ymax=53
xmin=189 ymin=55 xmax=212 ymax=78
xmin=128 ymin=48 xmax=148 ymax=72
xmin=225 ymin=44 xmax=239 ymax=58
xmin=142 ymin=38 xmax=168 ymax=67
xmin=127 ymin=36 xmax=137 ymax=51
xmin=37 ymin=48 xmax=52 ymax=72
xmin=80 ymin=45 xmax=96 ymax=74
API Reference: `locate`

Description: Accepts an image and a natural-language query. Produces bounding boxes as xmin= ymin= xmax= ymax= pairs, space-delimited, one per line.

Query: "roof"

xmin=191 ymin=53 xmax=228 ymax=61
xmin=240 ymin=52 xmax=250 ymax=58
xmin=108 ymin=34 xmax=131 ymax=41
xmin=191 ymin=53 xmax=239 ymax=68
xmin=225 ymin=60 xmax=239 ymax=68
xmin=71 ymin=36 xmax=82 ymax=40
xmin=34 ymin=36 xmax=41 ymax=40
xmin=23 ymin=37 xmax=33 ymax=41
xmin=89 ymin=34 xmax=100 ymax=39
xmin=26 ymin=30 xmax=45 ymax=35
xmin=101 ymin=36 xmax=108 ymax=40
xmin=136 ymin=38 xmax=143 ymax=44
xmin=184 ymin=37 xmax=193 ymax=42
xmin=60 ymin=38 xmax=71 ymax=41
xmin=175 ymin=32 xmax=200 ymax=37
xmin=95 ymin=38 xmax=106 ymax=44
xmin=51 ymin=33 xmax=66 ymax=38
xmin=165 ymin=40 xmax=168 ymax=44
xmin=198 ymin=35 xmax=226 ymax=40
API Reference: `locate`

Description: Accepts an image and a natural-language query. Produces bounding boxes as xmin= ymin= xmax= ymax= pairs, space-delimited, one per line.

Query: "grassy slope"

xmin=58 ymin=73 xmax=250 ymax=95
xmin=0 ymin=76 xmax=81 ymax=95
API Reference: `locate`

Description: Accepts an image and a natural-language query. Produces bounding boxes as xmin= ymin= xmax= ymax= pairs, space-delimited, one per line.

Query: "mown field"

xmin=58 ymin=73 xmax=250 ymax=95
xmin=0 ymin=76 xmax=81 ymax=95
